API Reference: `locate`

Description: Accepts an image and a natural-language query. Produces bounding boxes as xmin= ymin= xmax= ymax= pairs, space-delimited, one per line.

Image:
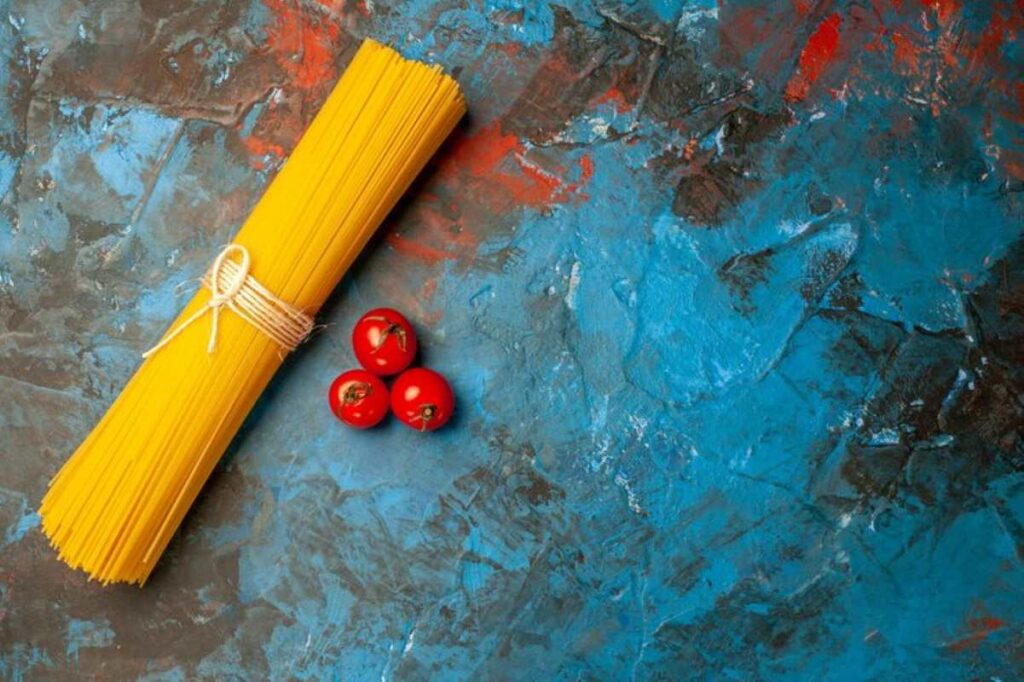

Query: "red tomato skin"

xmin=328 ymin=370 xmax=390 ymax=429
xmin=352 ymin=308 xmax=418 ymax=376
xmin=390 ymin=368 xmax=454 ymax=432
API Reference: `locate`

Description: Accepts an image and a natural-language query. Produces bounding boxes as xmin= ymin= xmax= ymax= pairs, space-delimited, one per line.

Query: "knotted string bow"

xmin=142 ymin=244 xmax=313 ymax=358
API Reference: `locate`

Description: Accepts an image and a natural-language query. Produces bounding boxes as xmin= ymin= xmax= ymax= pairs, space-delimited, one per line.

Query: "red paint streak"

xmin=785 ymin=14 xmax=843 ymax=102
xmin=515 ymin=155 xmax=563 ymax=202
xmin=976 ymin=16 xmax=1008 ymax=64
xmin=919 ymin=0 xmax=960 ymax=26
xmin=719 ymin=6 xmax=773 ymax=62
xmin=559 ymin=154 xmax=596 ymax=200
xmin=865 ymin=25 xmax=888 ymax=53
xmin=968 ymin=9 xmax=1022 ymax=72
xmin=449 ymin=122 xmax=521 ymax=177
xmin=263 ymin=0 xmax=340 ymax=89
xmin=495 ymin=42 xmax=522 ymax=57
xmin=793 ymin=0 xmax=813 ymax=16
xmin=720 ymin=3 xmax=830 ymax=86
xmin=939 ymin=36 xmax=960 ymax=69
xmin=946 ymin=616 xmax=1006 ymax=652
xmin=577 ymin=154 xmax=595 ymax=185
xmin=442 ymin=122 xmax=591 ymax=208
xmin=386 ymin=233 xmax=455 ymax=265
xmin=891 ymin=31 xmax=922 ymax=72
xmin=498 ymin=157 xmax=562 ymax=206
xmin=1003 ymin=150 xmax=1024 ymax=181
xmin=594 ymin=85 xmax=631 ymax=114
xmin=386 ymin=122 xmax=596 ymax=268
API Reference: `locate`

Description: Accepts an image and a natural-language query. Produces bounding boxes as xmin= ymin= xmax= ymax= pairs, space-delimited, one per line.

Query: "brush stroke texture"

xmin=1 ymin=0 xmax=1023 ymax=679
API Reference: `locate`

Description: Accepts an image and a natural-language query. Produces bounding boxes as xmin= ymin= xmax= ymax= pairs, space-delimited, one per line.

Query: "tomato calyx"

xmin=390 ymin=368 xmax=453 ymax=432
xmin=329 ymin=369 xmax=389 ymax=429
xmin=365 ymin=316 xmax=408 ymax=354
xmin=342 ymin=381 xmax=373 ymax=405
xmin=413 ymin=404 xmax=438 ymax=432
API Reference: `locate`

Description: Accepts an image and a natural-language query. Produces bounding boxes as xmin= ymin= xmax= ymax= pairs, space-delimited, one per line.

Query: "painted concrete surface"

xmin=1 ymin=0 xmax=1023 ymax=679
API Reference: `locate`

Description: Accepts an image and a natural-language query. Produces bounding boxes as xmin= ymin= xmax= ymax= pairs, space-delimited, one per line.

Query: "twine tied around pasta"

xmin=142 ymin=244 xmax=313 ymax=359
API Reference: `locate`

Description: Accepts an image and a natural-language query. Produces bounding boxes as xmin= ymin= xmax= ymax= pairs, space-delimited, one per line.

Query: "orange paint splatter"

xmin=594 ymin=86 xmax=632 ymax=114
xmin=448 ymin=122 xmax=521 ymax=177
xmin=968 ymin=10 xmax=1021 ymax=72
xmin=495 ymin=42 xmax=522 ymax=57
xmin=977 ymin=16 xmax=1008 ymax=63
xmin=263 ymin=0 xmax=340 ymax=89
xmin=1002 ymin=150 xmax=1024 ymax=181
xmin=891 ymin=31 xmax=922 ymax=72
xmin=919 ymin=0 xmax=960 ymax=26
xmin=793 ymin=0 xmax=813 ymax=16
xmin=785 ymin=14 xmax=843 ymax=102
xmin=242 ymin=136 xmax=286 ymax=169
xmin=494 ymin=159 xmax=563 ymax=207
xmin=386 ymin=233 xmax=456 ymax=265
xmin=577 ymin=154 xmax=595 ymax=185
xmin=939 ymin=37 xmax=961 ymax=69
xmin=682 ymin=138 xmax=699 ymax=162
xmin=559 ymin=154 xmax=595 ymax=200
xmin=865 ymin=25 xmax=888 ymax=53
xmin=386 ymin=123 xmax=596 ymax=267
xmin=946 ymin=616 xmax=1006 ymax=652
xmin=515 ymin=155 xmax=564 ymax=203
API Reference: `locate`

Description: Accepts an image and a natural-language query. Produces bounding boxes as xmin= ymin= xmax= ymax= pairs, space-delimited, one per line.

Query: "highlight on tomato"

xmin=390 ymin=368 xmax=454 ymax=432
xmin=352 ymin=307 xmax=418 ymax=376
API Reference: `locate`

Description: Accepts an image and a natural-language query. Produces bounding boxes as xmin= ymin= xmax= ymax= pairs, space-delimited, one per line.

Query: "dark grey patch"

xmin=801 ymin=247 xmax=851 ymax=302
xmin=718 ymin=248 xmax=774 ymax=312
xmin=641 ymin=569 xmax=848 ymax=679
xmin=673 ymin=159 xmax=748 ymax=226
xmin=820 ymin=309 xmax=906 ymax=377
xmin=825 ymin=272 xmax=864 ymax=311
xmin=826 ymin=240 xmax=1024 ymax=513
xmin=672 ymin=107 xmax=791 ymax=225
xmin=502 ymin=7 xmax=651 ymax=145
xmin=645 ymin=41 xmax=748 ymax=125
xmin=806 ymin=182 xmax=834 ymax=216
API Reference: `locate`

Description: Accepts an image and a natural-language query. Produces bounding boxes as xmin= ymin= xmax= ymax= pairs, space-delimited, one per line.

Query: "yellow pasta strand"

xmin=39 ymin=39 xmax=466 ymax=585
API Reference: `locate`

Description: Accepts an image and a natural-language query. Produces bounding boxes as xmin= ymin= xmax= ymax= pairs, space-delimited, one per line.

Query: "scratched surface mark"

xmin=1 ymin=0 xmax=1024 ymax=679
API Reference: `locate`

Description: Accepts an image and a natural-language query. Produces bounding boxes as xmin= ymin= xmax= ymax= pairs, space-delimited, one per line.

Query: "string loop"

xmin=142 ymin=244 xmax=313 ymax=359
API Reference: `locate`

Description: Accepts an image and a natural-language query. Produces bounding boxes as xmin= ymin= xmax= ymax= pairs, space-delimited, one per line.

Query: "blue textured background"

xmin=2 ymin=0 xmax=1024 ymax=679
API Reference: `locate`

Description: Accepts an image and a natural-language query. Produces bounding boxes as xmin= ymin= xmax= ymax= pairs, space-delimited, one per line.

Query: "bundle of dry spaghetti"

xmin=39 ymin=39 xmax=465 ymax=585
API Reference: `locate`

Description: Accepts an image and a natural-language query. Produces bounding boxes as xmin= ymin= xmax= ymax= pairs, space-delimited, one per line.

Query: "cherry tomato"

xmin=390 ymin=368 xmax=454 ymax=432
xmin=352 ymin=308 xmax=418 ymax=376
xmin=328 ymin=369 xmax=389 ymax=429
